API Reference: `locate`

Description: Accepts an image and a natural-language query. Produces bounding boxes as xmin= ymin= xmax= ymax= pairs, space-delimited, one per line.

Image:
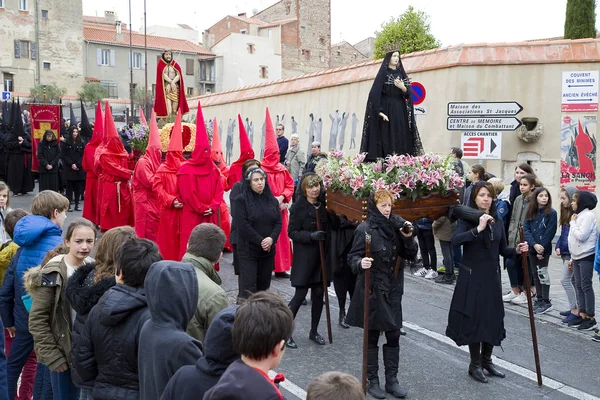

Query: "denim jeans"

xmin=452 ymin=245 xmax=462 ymax=270
xmin=417 ymin=229 xmax=436 ymax=270
xmin=529 ymin=253 xmax=551 ymax=301
xmin=50 ymin=369 xmax=79 ymax=400
xmin=439 ymin=240 xmax=454 ymax=277
xmin=560 ymin=255 xmax=578 ymax=310
xmin=7 ymin=329 xmax=35 ymax=399
xmin=33 ymin=363 xmax=52 ymax=400
xmin=572 ymin=258 xmax=595 ymax=316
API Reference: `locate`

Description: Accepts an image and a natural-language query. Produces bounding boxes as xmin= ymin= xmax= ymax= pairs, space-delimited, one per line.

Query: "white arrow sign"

xmin=447 ymin=101 xmax=523 ymax=116
xmin=447 ymin=117 xmax=522 ymax=131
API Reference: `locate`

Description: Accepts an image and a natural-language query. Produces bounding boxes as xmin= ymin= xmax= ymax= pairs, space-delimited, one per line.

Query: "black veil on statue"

xmin=360 ymin=50 xmax=423 ymax=162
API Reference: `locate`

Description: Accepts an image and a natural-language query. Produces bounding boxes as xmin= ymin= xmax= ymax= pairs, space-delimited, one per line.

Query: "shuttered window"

xmin=186 ymin=59 xmax=194 ymax=75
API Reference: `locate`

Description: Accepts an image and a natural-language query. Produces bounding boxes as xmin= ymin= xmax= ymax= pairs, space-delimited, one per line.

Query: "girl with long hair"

xmin=556 ymin=187 xmax=579 ymax=323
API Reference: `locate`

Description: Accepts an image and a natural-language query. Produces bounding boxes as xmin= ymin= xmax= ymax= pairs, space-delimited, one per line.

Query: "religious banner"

xmin=30 ymin=104 xmax=61 ymax=172
xmin=560 ymin=114 xmax=597 ymax=191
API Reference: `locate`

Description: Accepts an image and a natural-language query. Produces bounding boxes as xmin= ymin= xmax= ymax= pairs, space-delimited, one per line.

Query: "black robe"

xmin=37 ymin=138 xmax=61 ymax=192
xmin=360 ymin=50 xmax=423 ymax=161
xmin=5 ymin=133 xmax=34 ymax=195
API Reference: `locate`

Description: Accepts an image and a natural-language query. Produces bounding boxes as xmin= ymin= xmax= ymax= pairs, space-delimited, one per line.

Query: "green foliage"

xmin=78 ymin=83 xmax=108 ymax=106
xmin=564 ymin=0 xmax=597 ymax=39
xmin=29 ymin=83 xmax=66 ymax=103
xmin=373 ymin=6 xmax=441 ymax=59
xmin=133 ymin=87 xmax=152 ymax=107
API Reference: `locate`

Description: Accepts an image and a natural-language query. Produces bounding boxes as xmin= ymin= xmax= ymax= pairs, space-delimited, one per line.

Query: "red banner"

xmin=30 ymin=105 xmax=61 ymax=172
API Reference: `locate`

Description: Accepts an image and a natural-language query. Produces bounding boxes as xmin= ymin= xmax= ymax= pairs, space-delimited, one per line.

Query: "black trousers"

xmin=238 ymin=254 xmax=274 ymax=299
xmin=333 ymin=264 xmax=356 ymax=311
xmin=66 ymin=180 xmax=84 ymax=205
xmin=417 ymin=229 xmax=437 ymax=269
xmin=368 ymin=329 xmax=401 ymax=349
xmin=288 ymin=285 xmax=325 ymax=333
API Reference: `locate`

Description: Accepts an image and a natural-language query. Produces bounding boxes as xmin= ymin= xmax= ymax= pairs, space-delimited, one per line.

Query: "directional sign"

xmin=411 ymin=82 xmax=426 ymax=105
xmin=447 ymin=101 xmax=523 ymax=116
xmin=461 ymin=131 xmax=502 ymax=160
xmin=1 ymin=92 xmax=10 ymax=101
xmin=562 ymin=71 xmax=598 ymax=112
xmin=447 ymin=117 xmax=521 ymax=131
xmin=414 ymin=105 xmax=426 ymax=115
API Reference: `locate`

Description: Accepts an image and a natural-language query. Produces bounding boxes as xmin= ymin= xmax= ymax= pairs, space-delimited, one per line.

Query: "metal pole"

xmin=129 ymin=0 xmax=134 ymax=124
xmin=315 ymin=205 xmax=332 ymax=344
xmin=34 ymin=0 xmax=41 ymax=85
xmin=144 ymin=0 xmax=149 ymax=119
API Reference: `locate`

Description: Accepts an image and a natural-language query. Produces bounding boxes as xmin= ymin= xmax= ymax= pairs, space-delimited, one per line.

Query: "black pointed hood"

xmin=69 ymin=102 xmax=77 ymax=126
xmin=11 ymin=99 xmax=25 ymax=139
xmin=1 ymin=101 xmax=8 ymax=131
xmin=80 ymin=100 xmax=92 ymax=141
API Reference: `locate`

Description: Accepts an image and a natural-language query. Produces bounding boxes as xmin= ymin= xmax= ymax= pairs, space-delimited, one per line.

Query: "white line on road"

xmin=403 ymin=321 xmax=600 ymax=400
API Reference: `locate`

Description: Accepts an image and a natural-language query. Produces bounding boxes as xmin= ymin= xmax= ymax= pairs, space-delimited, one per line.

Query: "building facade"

xmin=0 ymin=0 xmax=85 ymax=95
xmin=330 ymin=41 xmax=368 ymax=68
xmin=353 ymin=37 xmax=375 ymax=59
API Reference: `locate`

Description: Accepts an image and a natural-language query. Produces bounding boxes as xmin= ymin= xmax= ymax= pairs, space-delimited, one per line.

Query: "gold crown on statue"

xmin=381 ymin=41 xmax=403 ymax=54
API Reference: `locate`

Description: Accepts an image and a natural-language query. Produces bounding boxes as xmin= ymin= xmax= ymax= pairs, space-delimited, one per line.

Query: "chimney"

xmin=115 ymin=20 xmax=124 ymax=41
xmin=238 ymin=12 xmax=247 ymax=17
xmin=104 ymin=10 xmax=116 ymax=25
xmin=115 ymin=20 xmax=122 ymax=34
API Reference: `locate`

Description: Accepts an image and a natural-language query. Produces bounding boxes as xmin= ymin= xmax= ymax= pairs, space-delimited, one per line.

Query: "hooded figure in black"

xmin=346 ymin=190 xmax=417 ymax=399
xmin=0 ymin=100 xmax=10 ymax=182
xmin=160 ymin=306 xmax=239 ymax=400
xmin=360 ymin=50 xmax=423 ymax=161
xmin=61 ymin=125 xmax=86 ymax=211
xmin=5 ymin=99 xmax=34 ymax=196
xmin=37 ymin=130 xmax=61 ymax=192
xmin=446 ymin=181 xmax=527 ymax=384
xmin=79 ymin=101 xmax=93 ymax=143
xmin=138 ymin=261 xmax=202 ymax=400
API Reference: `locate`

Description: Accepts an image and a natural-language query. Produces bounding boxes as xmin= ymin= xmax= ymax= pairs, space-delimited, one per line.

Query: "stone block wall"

xmin=253 ymin=0 xmax=296 ymax=23
xmin=331 ymin=42 xmax=368 ymax=68
xmin=207 ymin=17 xmax=249 ymax=46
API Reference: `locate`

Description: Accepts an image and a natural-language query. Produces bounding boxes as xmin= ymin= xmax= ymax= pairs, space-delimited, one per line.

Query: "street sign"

xmin=414 ymin=105 xmax=426 ymax=115
xmin=461 ymin=131 xmax=502 ymax=160
xmin=1 ymin=92 xmax=10 ymax=101
xmin=447 ymin=101 xmax=523 ymax=116
xmin=447 ymin=117 xmax=522 ymax=131
xmin=562 ymin=71 xmax=599 ymax=112
xmin=411 ymin=82 xmax=426 ymax=105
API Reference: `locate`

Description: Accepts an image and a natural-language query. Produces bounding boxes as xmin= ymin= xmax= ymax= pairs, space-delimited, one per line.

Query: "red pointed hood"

xmin=178 ymin=102 xmax=215 ymax=176
xmin=229 ymin=114 xmax=255 ymax=183
xmin=159 ymin=110 xmax=185 ymax=174
xmin=104 ymin=101 xmax=127 ymax=157
xmin=140 ymin=108 xmax=148 ymax=128
xmin=211 ymin=118 xmax=226 ymax=165
xmin=261 ymin=108 xmax=286 ymax=173
xmin=168 ymin=110 xmax=184 ymax=152
xmin=87 ymin=100 xmax=103 ymax=147
xmin=142 ymin=109 xmax=162 ymax=169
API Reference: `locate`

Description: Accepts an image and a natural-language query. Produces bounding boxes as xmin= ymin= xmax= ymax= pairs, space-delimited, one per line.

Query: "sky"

xmin=82 ymin=0 xmax=600 ymax=47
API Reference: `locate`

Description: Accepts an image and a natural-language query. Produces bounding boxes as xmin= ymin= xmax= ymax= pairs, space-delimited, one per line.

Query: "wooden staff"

xmin=361 ymin=232 xmax=372 ymax=394
xmin=314 ymin=205 xmax=333 ymax=344
xmin=519 ymin=226 xmax=543 ymax=386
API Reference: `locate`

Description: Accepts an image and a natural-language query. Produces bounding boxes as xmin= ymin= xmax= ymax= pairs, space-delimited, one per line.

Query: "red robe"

xmin=98 ymin=139 xmax=134 ymax=231
xmin=154 ymin=152 xmax=185 ymax=261
xmin=217 ymin=170 xmax=233 ymax=252
xmin=132 ymin=154 xmax=160 ymax=241
xmin=82 ymin=139 xmax=100 ymax=225
xmin=93 ymin=145 xmax=106 ymax=227
xmin=154 ymin=58 xmax=190 ymax=118
xmin=265 ymin=169 xmax=295 ymax=272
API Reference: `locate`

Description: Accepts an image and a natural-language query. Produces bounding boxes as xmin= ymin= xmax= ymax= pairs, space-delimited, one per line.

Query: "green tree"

xmin=78 ymin=82 xmax=108 ymax=106
xmin=373 ymin=6 xmax=441 ymax=59
xmin=133 ymin=87 xmax=152 ymax=108
xmin=29 ymin=83 xmax=66 ymax=103
xmin=564 ymin=0 xmax=597 ymax=39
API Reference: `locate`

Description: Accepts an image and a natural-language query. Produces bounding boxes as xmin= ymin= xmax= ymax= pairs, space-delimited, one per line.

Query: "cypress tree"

xmin=564 ymin=0 xmax=597 ymax=39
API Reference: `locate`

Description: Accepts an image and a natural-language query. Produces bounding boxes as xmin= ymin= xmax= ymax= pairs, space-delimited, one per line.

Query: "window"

xmin=226 ymin=21 xmax=230 ymax=29
xmin=0 ymin=0 xmax=5 ymax=8
xmin=247 ymin=44 xmax=255 ymax=54
xmin=320 ymin=52 xmax=325 ymax=63
xmin=3 ymin=73 xmax=13 ymax=92
xmin=41 ymin=9 xmax=48 ymax=19
xmin=14 ymin=40 xmax=33 ymax=59
xmin=319 ymin=37 xmax=325 ymax=45
xmin=97 ymin=49 xmax=114 ymax=66
xmin=302 ymin=49 xmax=310 ymax=61
xmin=187 ymin=87 xmax=194 ymax=96
xmin=259 ymin=66 xmax=268 ymax=79
xmin=200 ymin=60 xmax=215 ymax=82
xmin=268 ymin=29 xmax=272 ymax=38
xmin=130 ymin=52 xmax=143 ymax=69
xmin=151 ymin=84 xmax=156 ymax=97
xmin=100 ymin=81 xmax=118 ymax=99
xmin=19 ymin=0 xmax=27 ymax=11
xmin=300 ymin=26 xmax=306 ymax=35
xmin=43 ymin=62 xmax=51 ymax=70
xmin=185 ymin=59 xmax=194 ymax=75
xmin=240 ymin=29 xmax=247 ymax=35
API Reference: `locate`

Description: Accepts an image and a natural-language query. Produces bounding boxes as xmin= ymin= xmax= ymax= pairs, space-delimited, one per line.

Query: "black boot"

xmin=383 ymin=345 xmax=408 ymax=398
xmin=468 ymin=343 xmax=488 ymax=383
xmin=367 ymin=347 xmax=386 ymax=399
xmin=481 ymin=342 xmax=505 ymax=378
xmin=339 ymin=309 xmax=349 ymax=329
xmin=74 ymin=203 xmax=81 ymax=212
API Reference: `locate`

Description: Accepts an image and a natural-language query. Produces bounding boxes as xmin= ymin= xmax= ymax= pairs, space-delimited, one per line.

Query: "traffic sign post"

xmin=1 ymin=92 xmax=10 ymax=101
xmin=411 ymin=82 xmax=426 ymax=105
xmin=562 ymin=71 xmax=599 ymax=112
xmin=461 ymin=131 xmax=502 ymax=160
xmin=447 ymin=117 xmax=522 ymax=131
xmin=447 ymin=101 xmax=523 ymax=116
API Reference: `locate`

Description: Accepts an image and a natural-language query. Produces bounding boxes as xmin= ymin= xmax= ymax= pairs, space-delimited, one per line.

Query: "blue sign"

xmin=1 ymin=92 xmax=10 ymax=101
xmin=410 ymin=82 xmax=426 ymax=105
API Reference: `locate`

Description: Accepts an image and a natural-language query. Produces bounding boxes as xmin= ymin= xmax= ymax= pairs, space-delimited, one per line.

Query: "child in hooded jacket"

xmin=556 ymin=187 xmax=579 ymax=324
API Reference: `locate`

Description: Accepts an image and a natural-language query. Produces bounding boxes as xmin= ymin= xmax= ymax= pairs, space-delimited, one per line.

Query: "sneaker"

xmin=510 ymin=293 xmax=528 ymax=305
xmin=559 ymin=310 xmax=571 ymax=317
xmin=502 ymin=291 xmax=519 ymax=302
xmin=562 ymin=313 xmax=580 ymax=324
xmin=534 ymin=301 xmax=553 ymax=315
xmin=424 ymin=270 xmax=438 ymax=279
xmin=568 ymin=315 xmax=585 ymax=327
xmin=437 ymin=266 xmax=446 ymax=273
xmin=592 ymin=331 xmax=600 ymax=342
xmin=435 ymin=274 xmax=455 ymax=284
xmin=413 ymin=267 xmax=428 ymax=277
xmin=577 ymin=318 xmax=598 ymax=331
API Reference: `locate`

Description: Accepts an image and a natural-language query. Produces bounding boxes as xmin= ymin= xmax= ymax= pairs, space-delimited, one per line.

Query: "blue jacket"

xmin=556 ymin=224 xmax=571 ymax=256
xmin=416 ymin=218 xmax=432 ymax=231
xmin=524 ymin=208 xmax=557 ymax=257
xmin=10 ymin=216 xmax=62 ymax=332
xmin=495 ymin=199 xmax=510 ymax=227
xmin=594 ymin=236 xmax=600 ymax=275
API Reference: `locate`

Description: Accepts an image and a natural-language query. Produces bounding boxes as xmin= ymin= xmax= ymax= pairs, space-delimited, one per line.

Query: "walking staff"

xmin=315 ymin=204 xmax=333 ymax=344
xmin=362 ymin=232 xmax=372 ymax=393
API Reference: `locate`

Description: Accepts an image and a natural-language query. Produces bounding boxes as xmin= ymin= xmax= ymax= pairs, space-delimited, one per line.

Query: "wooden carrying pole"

xmin=519 ymin=226 xmax=543 ymax=386
xmin=361 ymin=232 xmax=372 ymax=393
xmin=314 ymin=205 xmax=333 ymax=344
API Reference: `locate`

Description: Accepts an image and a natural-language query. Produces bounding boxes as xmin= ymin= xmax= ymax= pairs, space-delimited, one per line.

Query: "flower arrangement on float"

xmin=127 ymin=124 xmax=149 ymax=153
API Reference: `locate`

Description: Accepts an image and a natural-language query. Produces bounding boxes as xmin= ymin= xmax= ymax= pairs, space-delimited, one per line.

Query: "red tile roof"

xmin=258 ymin=18 xmax=297 ymax=29
xmin=230 ymin=15 xmax=266 ymax=25
xmin=83 ymin=24 xmax=214 ymax=56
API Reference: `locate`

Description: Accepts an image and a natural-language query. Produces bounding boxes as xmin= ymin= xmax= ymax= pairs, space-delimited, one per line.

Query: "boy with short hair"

xmin=306 ymin=371 xmax=365 ymax=400
xmin=182 ymin=223 xmax=230 ymax=343
xmin=203 ymin=291 xmax=293 ymax=400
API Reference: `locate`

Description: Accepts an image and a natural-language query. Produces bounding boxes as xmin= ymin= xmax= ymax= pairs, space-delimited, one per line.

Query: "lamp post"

xmin=144 ymin=0 xmax=149 ymax=119
xmin=129 ymin=0 xmax=134 ymax=124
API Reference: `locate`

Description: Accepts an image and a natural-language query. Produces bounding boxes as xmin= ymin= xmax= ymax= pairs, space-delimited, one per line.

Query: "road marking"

xmin=403 ymin=321 xmax=600 ymax=400
xmin=268 ymin=370 xmax=307 ymax=399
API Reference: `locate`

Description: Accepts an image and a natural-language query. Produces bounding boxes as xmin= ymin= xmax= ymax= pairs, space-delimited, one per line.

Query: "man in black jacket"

xmin=72 ymin=238 xmax=161 ymax=400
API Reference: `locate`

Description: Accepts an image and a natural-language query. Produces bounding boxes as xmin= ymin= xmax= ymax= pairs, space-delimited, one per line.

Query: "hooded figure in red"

xmin=154 ymin=110 xmax=186 ymax=260
xmin=211 ymin=119 xmax=233 ymax=252
xmin=98 ymin=103 xmax=134 ymax=231
xmin=177 ymin=103 xmax=224 ymax=258
xmin=132 ymin=110 xmax=161 ymax=240
xmin=93 ymin=103 xmax=109 ymax=227
xmin=227 ymin=114 xmax=255 ymax=188
xmin=261 ymin=108 xmax=295 ymax=274
xmin=82 ymin=100 xmax=103 ymax=225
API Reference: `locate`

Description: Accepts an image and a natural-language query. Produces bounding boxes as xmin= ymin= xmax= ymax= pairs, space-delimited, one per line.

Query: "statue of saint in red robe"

xmin=132 ymin=110 xmax=161 ymax=241
xmin=261 ymin=108 xmax=294 ymax=274
xmin=211 ymin=119 xmax=233 ymax=252
xmin=177 ymin=103 xmax=224 ymax=258
xmin=98 ymin=102 xmax=134 ymax=231
xmin=82 ymin=100 xmax=103 ymax=226
xmin=154 ymin=110 xmax=186 ymax=260
xmin=154 ymin=50 xmax=189 ymax=118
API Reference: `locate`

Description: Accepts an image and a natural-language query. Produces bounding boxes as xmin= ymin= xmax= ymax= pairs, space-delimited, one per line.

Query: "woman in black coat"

xmin=346 ymin=189 xmax=417 ymax=399
xmin=62 ymin=126 xmax=86 ymax=211
xmin=447 ymin=181 xmax=528 ymax=384
xmin=37 ymin=130 xmax=61 ymax=192
xmin=233 ymin=167 xmax=282 ymax=299
xmin=286 ymin=173 xmax=331 ymax=349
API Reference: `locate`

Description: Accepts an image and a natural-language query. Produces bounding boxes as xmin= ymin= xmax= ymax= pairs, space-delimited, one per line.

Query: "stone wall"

xmin=253 ymin=0 xmax=297 ymax=23
xmin=331 ymin=41 xmax=368 ymax=68
xmin=207 ymin=17 xmax=249 ymax=46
